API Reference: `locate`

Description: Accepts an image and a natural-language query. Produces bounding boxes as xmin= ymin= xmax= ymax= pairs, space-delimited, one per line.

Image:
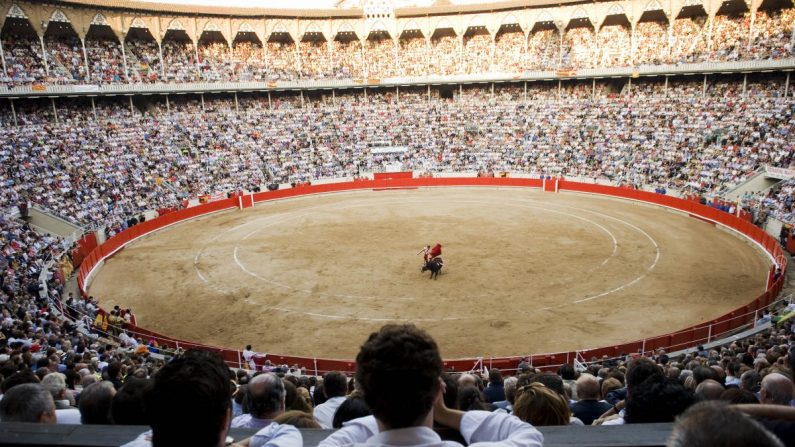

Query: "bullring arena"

xmin=87 ymin=182 xmax=771 ymax=361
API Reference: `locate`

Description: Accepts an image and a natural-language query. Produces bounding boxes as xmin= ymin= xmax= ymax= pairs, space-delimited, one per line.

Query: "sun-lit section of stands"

xmin=493 ymin=26 xmax=526 ymax=72
xmin=430 ymin=32 xmax=461 ymax=75
xmin=526 ymin=26 xmax=561 ymax=70
xmin=299 ymin=36 xmax=333 ymax=79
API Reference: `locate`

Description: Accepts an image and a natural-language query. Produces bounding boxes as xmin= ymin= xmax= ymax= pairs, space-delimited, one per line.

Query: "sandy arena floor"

xmin=89 ymin=188 xmax=770 ymax=359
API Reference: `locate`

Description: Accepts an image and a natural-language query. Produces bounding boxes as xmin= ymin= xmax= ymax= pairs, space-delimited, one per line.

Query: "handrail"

xmin=74 ymin=176 xmax=787 ymax=374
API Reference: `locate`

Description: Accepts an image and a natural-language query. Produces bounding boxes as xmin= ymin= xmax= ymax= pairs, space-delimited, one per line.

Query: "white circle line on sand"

xmin=228 ymin=198 xmax=621 ymax=302
xmin=208 ymin=195 xmax=656 ymax=321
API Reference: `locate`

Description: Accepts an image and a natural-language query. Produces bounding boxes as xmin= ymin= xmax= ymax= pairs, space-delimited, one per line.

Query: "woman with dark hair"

xmin=332 ymin=393 xmax=372 ymax=429
xmin=456 ymin=385 xmax=493 ymax=411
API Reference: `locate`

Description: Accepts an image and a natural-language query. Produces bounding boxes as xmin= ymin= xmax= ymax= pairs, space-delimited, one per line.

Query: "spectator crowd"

xmin=1 ymin=8 xmax=794 ymax=86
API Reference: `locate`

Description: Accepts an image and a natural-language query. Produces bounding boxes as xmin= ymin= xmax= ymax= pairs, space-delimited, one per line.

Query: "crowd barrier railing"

xmin=76 ymin=177 xmax=787 ymax=374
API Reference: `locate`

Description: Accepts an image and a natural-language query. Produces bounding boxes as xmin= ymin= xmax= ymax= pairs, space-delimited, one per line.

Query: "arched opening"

xmin=332 ymin=31 xmax=361 ymax=79
xmin=364 ymin=30 xmax=394 ymax=78
xmin=124 ymin=27 xmax=159 ymax=83
xmin=671 ymin=4 xmax=709 ymax=63
xmin=430 ymin=28 xmax=459 ymax=76
xmin=494 ymin=23 xmax=524 ymax=72
xmin=161 ymin=29 xmax=197 ymax=83
xmin=198 ymin=30 xmax=231 ymax=82
xmin=396 ymin=29 xmax=425 ymax=77
xmin=267 ymin=32 xmax=298 ymax=81
xmin=1 ymin=17 xmax=47 ymax=84
xmin=85 ymin=23 xmax=124 ymax=83
xmin=751 ymin=0 xmax=795 ymax=59
xmin=527 ymin=21 xmax=561 ymax=70
xmin=634 ymin=10 xmax=670 ymax=65
xmin=232 ymin=31 xmax=264 ymax=82
xmin=299 ymin=31 xmax=329 ymax=79
xmin=44 ymin=20 xmax=85 ymax=82
xmin=562 ymin=18 xmax=596 ymax=70
xmin=463 ymin=26 xmax=491 ymax=74
xmin=710 ymin=0 xmax=751 ymax=62
xmin=597 ymin=13 xmax=632 ymax=67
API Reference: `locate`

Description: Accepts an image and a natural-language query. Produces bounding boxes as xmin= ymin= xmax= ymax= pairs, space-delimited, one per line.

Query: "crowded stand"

xmin=493 ymin=29 xmax=526 ymax=72
xmin=0 ymin=7 xmax=794 ymax=85
xmin=86 ymin=36 xmax=126 ymax=84
xmin=123 ymin=37 xmax=161 ymax=83
xmin=462 ymin=32 xmax=492 ymax=74
xmin=231 ymin=39 xmax=268 ymax=82
xmin=0 ymin=74 xmax=792 ymax=232
xmin=526 ymin=27 xmax=561 ymax=70
xmin=397 ymin=34 xmax=428 ymax=77
xmin=363 ymin=33 xmax=396 ymax=78
xmin=298 ymin=39 xmax=333 ymax=80
xmin=430 ymin=34 xmax=461 ymax=76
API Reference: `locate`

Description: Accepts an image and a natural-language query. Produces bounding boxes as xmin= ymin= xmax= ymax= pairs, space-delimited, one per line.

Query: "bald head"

xmin=695 ymin=379 xmax=724 ymax=401
xmin=458 ymin=374 xmax=477 ymax=388
xmin=246 ymin=373 xmax=286 ymax=419
xmin=576 ymin=374 xmax=600 ymax=400
xmin=761 ymin=373 xmax=794 ymax=406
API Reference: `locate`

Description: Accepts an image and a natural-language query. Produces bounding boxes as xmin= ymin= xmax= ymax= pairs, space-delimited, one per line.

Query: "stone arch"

xmin=606 ymin=3 xmax=626 ymax=16
xmin=6 ymin=3 xmax=28 ymax=19
xmin=49 ymin=9 xmax=70 ymax=24
xmin=500 ymin=13 xmax=521 ymax=26
xmin=167 ymin=18 xmax=185 ymax=31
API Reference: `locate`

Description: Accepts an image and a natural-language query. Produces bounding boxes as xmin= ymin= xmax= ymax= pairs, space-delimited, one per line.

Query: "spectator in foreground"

xmin=319 ymin=324 xmax=543 ymax=446
xmin=79 ymin=381 xmax=116 ymax=425
xmin=513 ymin=382 xmax=572 ymax=426
xmin=232 ymin=372 xmax=285 ymax=428
xmin=0 ymin=383 xmax=57 ymax=423
xmin=313 ymin=371 xmax=348 ymax=429
xmin=667 ymin=400 xmax=782 ymax=447
xmin=123 ymin=350 xmax=301 ymax=447
xmin=570 ymin=374 xmax=612 ymax=425
xmin=482 ymin=368 xmax=505 ymax=403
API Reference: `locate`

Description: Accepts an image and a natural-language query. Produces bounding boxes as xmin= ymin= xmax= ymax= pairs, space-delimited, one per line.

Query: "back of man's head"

xmin=575 ymin=374 xmax=600 ymax=400
xmin=694 ymin=379 xmax=725 ymax=401
xmin=41 ymin=372 xmax=67 ymax=402
xmin=488 ymin=368 xmax=503 ymax=385
xmin=761 ymin=372 xmax=794 ymax=406
xmin=111 ymin=377 xmax=152 ymax=425
xmin=79 ymin=381 xmax=116 ymax=424
xmin=322 ymin=371 xmax=348 ymax=399
xmin=626 ymin=358 xmax=664 ymax=392
xmin=145 ymin=350 xmax=232 ymax=447
xmin=246 ymin=373 xmax=286 ymax=419
xmin=667 ymin=400 xmax=782 ymax=447
xmin=0 ymin=383 xmax=56 ymax=423
xmin=355 ymin=324 xmax=442 ymax=429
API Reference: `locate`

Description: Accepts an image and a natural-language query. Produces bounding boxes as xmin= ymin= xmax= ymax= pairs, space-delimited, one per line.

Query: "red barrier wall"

xmin=76 ymin=178 xmax=787 ymax=373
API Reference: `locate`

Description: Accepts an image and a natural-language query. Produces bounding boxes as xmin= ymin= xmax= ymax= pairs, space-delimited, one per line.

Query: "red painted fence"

xmin=76 ymin=177 xmax=788 ymax=374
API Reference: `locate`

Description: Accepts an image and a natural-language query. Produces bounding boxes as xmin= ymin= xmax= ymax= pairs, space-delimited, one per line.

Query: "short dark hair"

xmin=624 ymin=378 xmax=694 ymax=423
xmin=355 ymin=324 xmax=442 ymax=429
xmin=146 ymin=350 xmax=233 ymax=447
xmin=111 ymin=377 xmax=152 ymax=425
xmin=332 ymin=395 xmax=372 ymax=428
xmin=79 ymin=381 xmax=116 ymax=424
xmin=626 ymin=358 xmax=663 ymax=391
xmin=488 ymin=368 xmax=503 ymax=385
xmin=559 ymin=364 xmax=576 ymax=380
xmin=323 ymin=371 xmax=348 ymax=398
